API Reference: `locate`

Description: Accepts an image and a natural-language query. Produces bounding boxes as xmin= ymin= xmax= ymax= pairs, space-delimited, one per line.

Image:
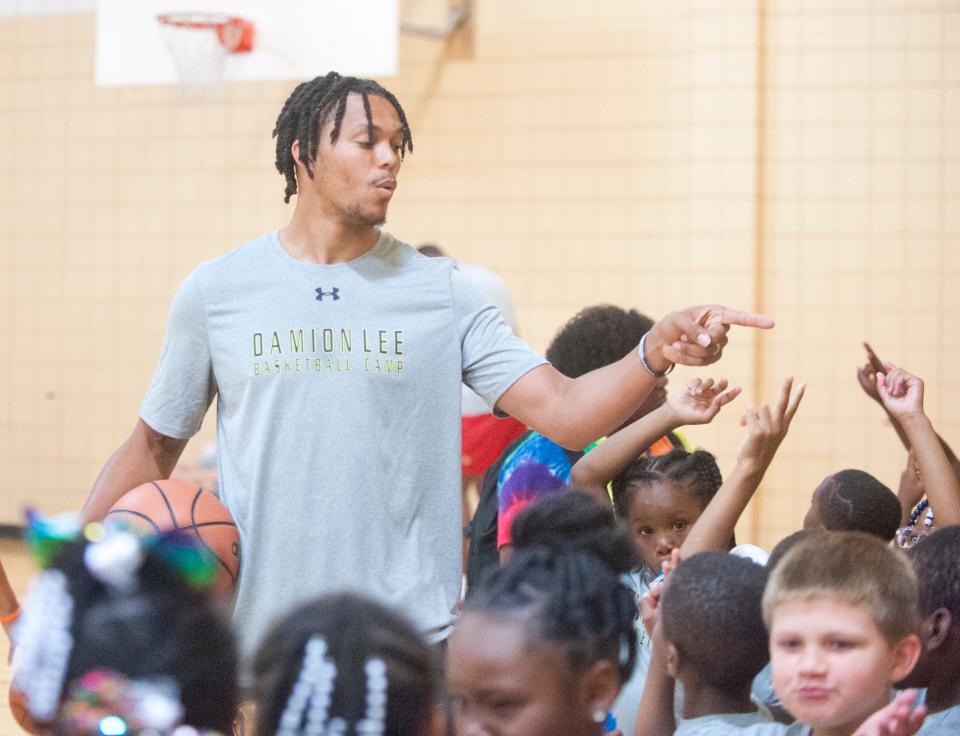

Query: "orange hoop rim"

xmin=156 ymin=12 xmax=244 ymax=30
xmin=156 ymin=12 xmax=254 ymax=54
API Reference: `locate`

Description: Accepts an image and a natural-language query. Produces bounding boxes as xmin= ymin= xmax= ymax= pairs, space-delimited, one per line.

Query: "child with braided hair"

xmin=447 ymin=542 xmax=637 ymax=736
xmin=252 ymin=593 xmax=442 ymax=736
xmin=10 ymin=514 xmax=238 ymax=736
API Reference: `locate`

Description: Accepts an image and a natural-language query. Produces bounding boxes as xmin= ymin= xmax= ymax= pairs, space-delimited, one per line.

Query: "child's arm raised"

xmin=877 ymin=365 xmax=960 ymax=528
xmin=633 ymin=550 xmax=681 ymax=736
xmin=680 ymin=377 xmax=805 ymax=557
xmin=568 ymin=379 xmax=741 ymax=504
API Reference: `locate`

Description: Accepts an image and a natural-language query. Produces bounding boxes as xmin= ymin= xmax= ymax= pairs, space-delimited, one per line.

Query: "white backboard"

xmin=95 ymin=0 xmax=398 ymax=86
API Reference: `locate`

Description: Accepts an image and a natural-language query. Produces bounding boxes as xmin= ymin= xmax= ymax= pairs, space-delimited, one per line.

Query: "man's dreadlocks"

xmin=273 ymin=71 xmax=414 ymax=203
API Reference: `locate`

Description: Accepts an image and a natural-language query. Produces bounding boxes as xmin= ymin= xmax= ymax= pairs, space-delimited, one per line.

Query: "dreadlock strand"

xmin=361 ymin=90 xmax=375 ymax=144
xmin=377 ymin=88 xmax=414 ymax=155
xmin=329 ymin=89 xmax=350 ymax=145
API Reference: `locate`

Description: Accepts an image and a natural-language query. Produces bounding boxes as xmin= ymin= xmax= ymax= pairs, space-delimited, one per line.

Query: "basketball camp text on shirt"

xmin=251 ymin=327 xmax=405 ymax=377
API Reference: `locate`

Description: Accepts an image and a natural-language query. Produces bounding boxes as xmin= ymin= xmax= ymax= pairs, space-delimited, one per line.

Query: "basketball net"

xmin=156 ymin=13 xmax=254 ymax=99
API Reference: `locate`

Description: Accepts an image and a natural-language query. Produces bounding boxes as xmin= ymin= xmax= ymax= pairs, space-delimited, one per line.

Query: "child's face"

xmin=769 ymin=596 xmax=920 ymax=735
xmin=447 ymin=612 xmax=605 ymax=736
xmin=626 ymin=480 xmax=703 ymax=573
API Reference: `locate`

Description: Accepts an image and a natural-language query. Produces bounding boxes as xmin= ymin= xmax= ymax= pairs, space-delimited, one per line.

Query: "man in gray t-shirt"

xmin=80 ymin=72 xmax=772 ymax=660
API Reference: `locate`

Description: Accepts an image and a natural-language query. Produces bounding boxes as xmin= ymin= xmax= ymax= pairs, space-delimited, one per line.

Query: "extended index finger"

xmin=716 ymin=308 xmax=775 ymax=329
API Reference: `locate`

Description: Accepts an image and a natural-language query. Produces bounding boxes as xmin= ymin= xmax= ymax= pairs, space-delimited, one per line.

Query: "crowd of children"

xmin=1 ymin=306 xmax=958 ymax=736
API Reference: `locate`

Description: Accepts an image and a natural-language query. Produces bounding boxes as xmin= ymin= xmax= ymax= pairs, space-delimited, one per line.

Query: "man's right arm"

xmin=80 ymin=419 xmax=188 ymax=523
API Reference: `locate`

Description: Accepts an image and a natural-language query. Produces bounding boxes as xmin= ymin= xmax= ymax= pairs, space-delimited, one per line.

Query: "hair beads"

xmin=355 ymin=659 xmax=387 ymax=736
xmin=277 ymin=637 xmax=336 ymax=736
xmin=14 ymin=569 xmax=75 ymax=721
xmin=276 ymin=641 xmax=387 ymax=736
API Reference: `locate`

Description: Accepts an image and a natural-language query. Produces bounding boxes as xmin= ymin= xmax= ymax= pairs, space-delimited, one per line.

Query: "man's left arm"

xmin=496 ymin=305 xmax=774 ymax=450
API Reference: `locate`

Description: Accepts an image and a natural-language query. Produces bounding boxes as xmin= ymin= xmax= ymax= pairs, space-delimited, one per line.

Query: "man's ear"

xmin=890 ymin=633 xmax=923 ymax=683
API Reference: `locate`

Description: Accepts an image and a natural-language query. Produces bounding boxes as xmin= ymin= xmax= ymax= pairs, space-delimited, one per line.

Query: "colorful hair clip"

xmin=24 ymin=509 xmax=82 ymax=569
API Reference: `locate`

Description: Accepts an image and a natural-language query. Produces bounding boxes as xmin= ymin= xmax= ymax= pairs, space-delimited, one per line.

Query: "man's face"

xmin=296 ymin=92 xmax=404 ymax=226
xmin=769 ymin=596 xmax=918 ymax=733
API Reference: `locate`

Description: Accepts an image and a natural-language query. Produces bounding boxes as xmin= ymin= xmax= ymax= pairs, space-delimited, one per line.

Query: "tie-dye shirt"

xmin=495 ymin=430 xmax=688 ymax=548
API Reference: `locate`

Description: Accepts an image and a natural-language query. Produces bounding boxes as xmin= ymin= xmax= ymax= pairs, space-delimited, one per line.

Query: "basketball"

xmin=8 ymin=683 xmax=42 ymax=735
xmin=105 ymin=480 xmax=240 ymax=597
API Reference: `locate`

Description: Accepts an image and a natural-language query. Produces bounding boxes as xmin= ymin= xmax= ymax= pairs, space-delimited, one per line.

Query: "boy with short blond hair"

xmin=750 ymin=531 xmax=924 ymax=736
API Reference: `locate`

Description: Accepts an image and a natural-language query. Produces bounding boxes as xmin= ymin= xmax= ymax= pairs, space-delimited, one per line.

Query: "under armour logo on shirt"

xmin=315 ymin=287 xmax=340 ymax=302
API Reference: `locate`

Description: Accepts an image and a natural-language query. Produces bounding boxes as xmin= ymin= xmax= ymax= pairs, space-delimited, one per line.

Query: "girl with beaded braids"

xmin=11 ymin=516 xmax=237 ymax=735
xmin=252 ymin=593 xmax=443 ymax=736
xmin=447 ymin=543 xmax=637 ymax=736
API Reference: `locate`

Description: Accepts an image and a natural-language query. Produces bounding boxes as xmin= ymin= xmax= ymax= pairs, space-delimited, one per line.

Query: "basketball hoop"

xmin=156 ymin=12 xmax=255 ymax=98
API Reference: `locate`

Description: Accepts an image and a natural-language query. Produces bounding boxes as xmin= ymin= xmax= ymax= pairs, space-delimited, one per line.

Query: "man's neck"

xmin=279 ymin=206 xmax=380 ymax=265
xmin=680 ymin=680 xmax=755 ymax=720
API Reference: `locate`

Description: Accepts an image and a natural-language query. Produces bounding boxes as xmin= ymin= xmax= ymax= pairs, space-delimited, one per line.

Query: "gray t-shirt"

xmin=140 ymin=230 xmax=545 ymax=657
xmin=730 ymin=723 xmax=810 ymax=735
xmin=918 ymin=705 xmax=960 ymax=734
xmin=674 ymin=705 xmax=773 ymax=735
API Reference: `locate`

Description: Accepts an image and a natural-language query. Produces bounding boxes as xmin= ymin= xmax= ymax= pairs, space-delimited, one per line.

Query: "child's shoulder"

xmin=674 ymin=706 xmax=777 ymax=736
xmin=918 ymin=704 xmax=960 ymax=734
xmin=711 ymin=722 xmax=810 ymax=736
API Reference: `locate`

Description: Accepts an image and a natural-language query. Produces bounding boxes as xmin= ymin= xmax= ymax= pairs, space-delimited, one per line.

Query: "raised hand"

xmin=851 ymin=690 xmax=926 ymax=736
xmin=644 ymin=305 xmax=774 ymax=372
xmin=857 ymin=361 xmax=882 ymax=403
xmin=876 ymin=363 xmax=924 ymax=420
xmin=897 ymin=450 xmax=925 ymax=521
xmin=737 ymin=376 xmax=806 ymax=472
xmin=666 ymin=377 xmax=742 ymax=426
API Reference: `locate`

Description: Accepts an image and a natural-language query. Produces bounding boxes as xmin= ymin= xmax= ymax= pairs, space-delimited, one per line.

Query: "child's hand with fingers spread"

xmin=877 ymin=363 xmax=925 ymax=420
xmin=665 ymin=377 xmax=741 ymax=427
xmin=736 ymin=376 xmax=806 ymax=473
xmin=852 ymin=689 xmax=926 ymax=736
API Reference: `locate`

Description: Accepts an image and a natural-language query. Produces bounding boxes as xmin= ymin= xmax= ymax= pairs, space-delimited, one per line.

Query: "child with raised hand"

xmin=874 ymin=362 xmax=960 ymax=531
xmin=447 ymin=543 xmax=637 ymax=736
xmin=569 ymin=376 xmax=741 ymax=509
xmin=672 ymin=376 xmax=805 ymax=559
xmin=896 ymin=526 xmax=960 ymax=733
xmin=567 ymin=378 xmax=739 ymax=736
xmin=651 ymin=551 xmax=773 ymax=735
xmin=252 ymin=593 xmax=441 ymax=736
